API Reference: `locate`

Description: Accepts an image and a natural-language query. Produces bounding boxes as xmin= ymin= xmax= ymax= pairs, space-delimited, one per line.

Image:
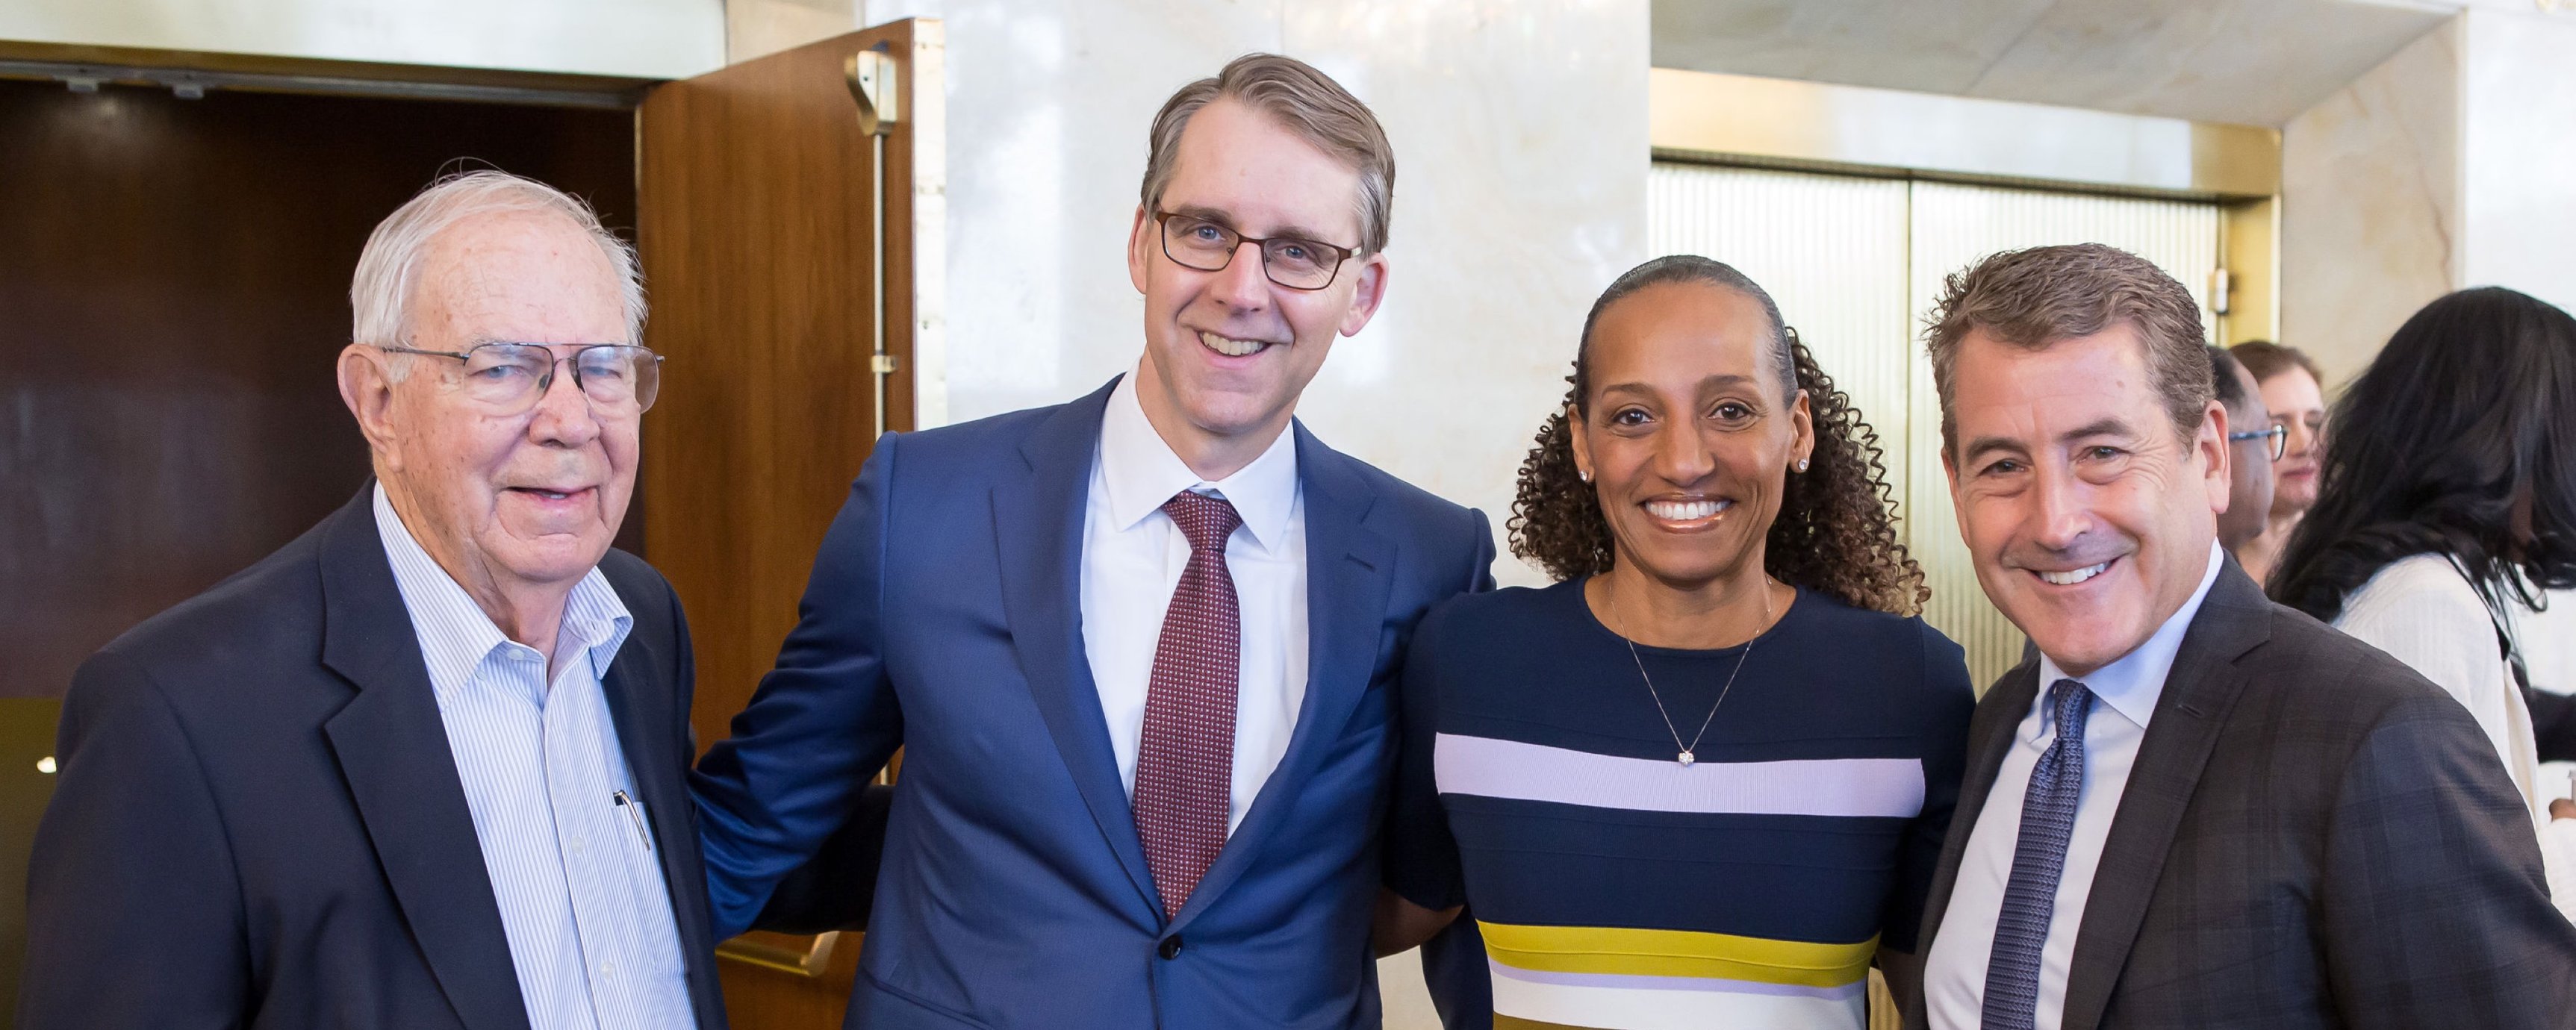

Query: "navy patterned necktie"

xmin=1132 ymin=490 xmax=1243 ymax=920
xmin=1982 ymin=678 xmax=2095 ymax=1030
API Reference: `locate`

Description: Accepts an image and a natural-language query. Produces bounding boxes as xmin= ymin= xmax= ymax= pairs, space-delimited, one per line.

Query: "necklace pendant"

xmin=1677 ymin=750 xmax=1695 ymax=767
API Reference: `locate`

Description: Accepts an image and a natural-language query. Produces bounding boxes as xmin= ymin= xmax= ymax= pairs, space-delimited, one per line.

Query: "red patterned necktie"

xmin=1133 ymin=489 xmax=1242 ymax=920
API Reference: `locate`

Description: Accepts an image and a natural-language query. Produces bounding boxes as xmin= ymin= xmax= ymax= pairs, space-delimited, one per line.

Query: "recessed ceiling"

xmin=1650 ymin=0 xmax=2456 ymax=127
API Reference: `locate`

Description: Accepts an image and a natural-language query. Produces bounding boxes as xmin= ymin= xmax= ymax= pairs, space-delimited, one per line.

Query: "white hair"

xmin=349 ymin=170 xmax=644 ymax=376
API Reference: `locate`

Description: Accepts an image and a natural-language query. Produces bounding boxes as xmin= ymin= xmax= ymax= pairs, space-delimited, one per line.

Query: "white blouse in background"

xmin=2336 ymin=554 xmax=2576 ymax=921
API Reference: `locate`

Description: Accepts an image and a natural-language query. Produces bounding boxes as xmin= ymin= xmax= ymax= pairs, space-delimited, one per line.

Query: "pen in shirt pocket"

xmin=612 ymin=790 xmax=653 ymax=852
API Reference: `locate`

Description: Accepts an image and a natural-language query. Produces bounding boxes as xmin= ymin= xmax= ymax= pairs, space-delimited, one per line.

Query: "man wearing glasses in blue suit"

xmin=690 ymin=53 xmax=1496 ymax=1029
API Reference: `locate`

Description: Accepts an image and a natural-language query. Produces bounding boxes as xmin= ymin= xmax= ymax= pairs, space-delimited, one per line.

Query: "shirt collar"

xmin=372 ymin=483 xmax=633 ymax=700
xmin=2035 ymin=540 xmax=2224 ymax=730
xmin=1097 ymin=369 xmax=1300 ymax=552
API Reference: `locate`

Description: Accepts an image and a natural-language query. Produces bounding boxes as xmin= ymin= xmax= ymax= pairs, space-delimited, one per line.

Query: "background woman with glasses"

xmin=2211 ymin=345 xmax=2281 ymax=564
xmin=2230 ymin=340 xmax=2327 ymax=584
xmin=2271 ymin=287 xmax=2576 ymax=921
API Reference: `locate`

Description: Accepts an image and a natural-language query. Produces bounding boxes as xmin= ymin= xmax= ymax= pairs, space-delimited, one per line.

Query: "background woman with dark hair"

xmin=1374 ymin=256 xmax=1971 ymax=1029
xmin=2271 ymin=286 xmax=2576 ymax=919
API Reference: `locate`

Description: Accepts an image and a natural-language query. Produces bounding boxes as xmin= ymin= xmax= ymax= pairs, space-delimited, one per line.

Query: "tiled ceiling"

xmin=1650 ymin=0 xmax=2456 ymax=127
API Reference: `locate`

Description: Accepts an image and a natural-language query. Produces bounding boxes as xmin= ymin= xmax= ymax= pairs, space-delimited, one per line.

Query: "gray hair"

xmin=1142 ymin=53 xmax=1396 ymax=256
xmin=350 ymin=171 xmax=644 ymax=375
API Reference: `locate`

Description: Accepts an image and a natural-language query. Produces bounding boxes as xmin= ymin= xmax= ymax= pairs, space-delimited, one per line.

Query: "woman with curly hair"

xmin=1376 ymin=255 xmax=1973 ymax=1029
xmin=2269 ymin=287 xmax=2576 ymax=920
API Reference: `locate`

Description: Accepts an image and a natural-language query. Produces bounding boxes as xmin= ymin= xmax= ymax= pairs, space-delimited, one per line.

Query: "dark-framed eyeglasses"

xmin=376 ymin=342 xmax=663 ymax=415
xmin=1152 ymin=210 xmax=1359 ymax=291
xmin=2229 ymin=424 xmax=2288 ymax=461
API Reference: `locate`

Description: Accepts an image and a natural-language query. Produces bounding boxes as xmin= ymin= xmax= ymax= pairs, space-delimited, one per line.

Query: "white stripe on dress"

xmin=1434 ymin=733 xmax=1923 ymax=818
xmin=1489 ymin=958 xmax=1864 ymax=1030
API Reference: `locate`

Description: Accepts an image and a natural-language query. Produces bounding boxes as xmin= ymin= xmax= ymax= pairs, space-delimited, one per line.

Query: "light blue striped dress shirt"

xmin=373 ymin=486 xmax=697 ymax=1030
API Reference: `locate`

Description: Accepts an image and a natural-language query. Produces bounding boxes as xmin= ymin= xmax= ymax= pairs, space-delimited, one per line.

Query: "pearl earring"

xmin=1796 ymin=459 xmax=1808 ymax=472
xmin=1578 ymin=469 xmax=1592 ymax=483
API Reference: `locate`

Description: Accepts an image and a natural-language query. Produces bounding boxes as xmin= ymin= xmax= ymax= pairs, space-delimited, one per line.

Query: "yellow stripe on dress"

xmin=1493 ymin=1015 xmax=1599 ymax=1030
xmin=1478 ymin=921 xmax=1877 ymax=987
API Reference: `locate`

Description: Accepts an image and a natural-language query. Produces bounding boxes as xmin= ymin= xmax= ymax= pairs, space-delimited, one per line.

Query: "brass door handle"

xmin=716 ymin=930 xmax=844 ymax=978
xmin=846 ymin=49 xmax=897 ymax=137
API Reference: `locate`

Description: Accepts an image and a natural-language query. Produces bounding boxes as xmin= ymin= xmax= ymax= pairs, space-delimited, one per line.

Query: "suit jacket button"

xmin=1158 ymin=936 xmax=1183 ymax=960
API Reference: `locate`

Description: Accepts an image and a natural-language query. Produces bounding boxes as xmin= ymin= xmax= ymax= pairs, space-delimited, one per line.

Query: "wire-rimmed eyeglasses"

xmin=376 ymin=342 xmax=663 ymax=415
xmin=1153 ymin=210 xmax=1359 ymax=291
xmin=2228 ymin=423 xmax=2288 ymax=461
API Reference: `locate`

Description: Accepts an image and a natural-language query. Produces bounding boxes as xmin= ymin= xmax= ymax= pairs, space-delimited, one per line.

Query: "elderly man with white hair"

xmin=19 ymin=171 xmax=728 ymax=1030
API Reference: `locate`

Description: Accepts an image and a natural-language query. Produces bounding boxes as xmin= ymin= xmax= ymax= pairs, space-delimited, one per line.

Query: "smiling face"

xmin=1569 ymin=281 xmax=1813 ymax=592
xmin=1944 ymin=325 xmax=2227 ymax=675
xmin=357 ymin=210 xmax=635 ymax=599
xmin=2259 ymin=366 xmax=2326 ymax=516
xmin=1125 ymin=98 xmax=1388 ymax=470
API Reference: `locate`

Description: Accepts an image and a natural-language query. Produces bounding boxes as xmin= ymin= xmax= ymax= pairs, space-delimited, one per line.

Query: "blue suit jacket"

xmin=691 ymin=379 xmax=1495 ymax=1029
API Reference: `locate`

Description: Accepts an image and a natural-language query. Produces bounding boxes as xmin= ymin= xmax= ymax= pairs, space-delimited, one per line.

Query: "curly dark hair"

xmin=1508 ymin=255 xmax=1928 ymax=616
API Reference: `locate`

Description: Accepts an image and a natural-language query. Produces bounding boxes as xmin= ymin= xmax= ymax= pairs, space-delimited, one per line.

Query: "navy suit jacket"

xmin=17 ymin=490 xmax=730 ymax=1030
xmin=691 ymin=378 xmax=1496 ymax=1029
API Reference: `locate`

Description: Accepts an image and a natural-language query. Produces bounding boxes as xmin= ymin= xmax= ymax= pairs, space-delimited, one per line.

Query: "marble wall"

xmin=2277 ymin=18 xmax=2456 ymax=384
xmin=874 ymin=0 xmax=1652 ymax=587
xmin=2281 ymin=6 xmax=2576 ymax=384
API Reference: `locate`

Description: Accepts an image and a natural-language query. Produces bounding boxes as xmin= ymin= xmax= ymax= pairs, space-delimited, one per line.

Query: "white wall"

xmin=2457 ymin=8 xmax=2576 ymax=317
xmin=0 ymin=0 xmax=726 ymax=78
xmin=881 ymin=0 xmax=1652 ymax=587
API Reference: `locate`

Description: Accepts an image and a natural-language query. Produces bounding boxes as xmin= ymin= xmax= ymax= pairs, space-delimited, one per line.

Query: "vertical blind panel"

xmin=1646 ymin=163 xmax=1917 ymax=601
xmin=1904 ymin=182 xmax=2222 ymax=685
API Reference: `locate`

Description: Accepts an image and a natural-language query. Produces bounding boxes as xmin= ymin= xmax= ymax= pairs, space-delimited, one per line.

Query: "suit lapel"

xmin=596 ymin=644 xmax=688 ymax=913
xmin=2058 ymin=564 xmax=2271 ymax=1030
xmin=992 ymin=381 xmax=1162 ymax=914
xmin=595 ymin=631 xmax=724 ymax=1026
xmin=1904 ymin=658 xmax=2040 ymax=1030
xmin=1914 ymin=660 xmax=2041 ymax=965
xmin=315 ymin=491 xmax=532 ymax=1030
xmin=1173 ymin=426 xmax=1393 ymax=928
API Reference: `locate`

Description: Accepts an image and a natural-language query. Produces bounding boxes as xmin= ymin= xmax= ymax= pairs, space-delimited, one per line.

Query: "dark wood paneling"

xmin=0 ymin=698 xmax=62 ymax=1018
xmin=638 ymin=22 xmax=923 ymax=1029
xmin=0 ymin=78 xmax=635 ymax=698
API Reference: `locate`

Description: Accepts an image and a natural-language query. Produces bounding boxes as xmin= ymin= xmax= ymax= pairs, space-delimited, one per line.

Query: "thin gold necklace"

xmin=1605 ymin=576 xmax=1776 ymax=768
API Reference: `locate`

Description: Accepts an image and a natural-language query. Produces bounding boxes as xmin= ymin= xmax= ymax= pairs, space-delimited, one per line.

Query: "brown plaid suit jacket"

xmin=1904 ymin=562 xmax=2576 ymax=1030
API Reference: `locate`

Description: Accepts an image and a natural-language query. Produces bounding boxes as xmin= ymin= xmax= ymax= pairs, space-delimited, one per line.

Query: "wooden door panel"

xmin=638 ymin=18 xmax=936 ymax=1029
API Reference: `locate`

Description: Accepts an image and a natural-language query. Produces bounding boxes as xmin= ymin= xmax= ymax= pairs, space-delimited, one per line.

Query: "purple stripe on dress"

xmin=1487 ymin=960 xmax=1869 ymax=1001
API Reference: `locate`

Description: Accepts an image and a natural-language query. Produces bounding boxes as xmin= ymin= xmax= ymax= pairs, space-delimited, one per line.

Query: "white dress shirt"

xmin=374 ymin=486 xmax=696 ymax=1030
xmin=1080 ymin=371 xmax=1308 ymax=834
xmin=2336 ymin=554 xmax=2576 ymax=921
xmin=1925 ymin=543 xmax=2222 ymax=1030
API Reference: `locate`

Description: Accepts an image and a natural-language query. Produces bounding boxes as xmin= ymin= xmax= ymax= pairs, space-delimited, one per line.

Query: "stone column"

xmin=2282 ymin=5 xmax=2576 ymax=383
